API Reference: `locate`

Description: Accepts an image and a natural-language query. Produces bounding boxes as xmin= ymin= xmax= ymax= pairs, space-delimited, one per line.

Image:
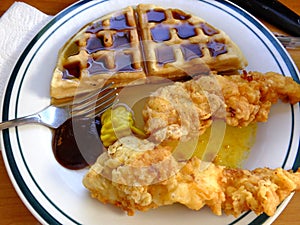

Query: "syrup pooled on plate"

xmin=52 ymin=117 xmax=104 ymax=170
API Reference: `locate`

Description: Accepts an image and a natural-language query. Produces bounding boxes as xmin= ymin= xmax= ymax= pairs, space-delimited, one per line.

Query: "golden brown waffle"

xmin=51 ymin=6 xmax=146 ymax=105
xmin=50 ymin=4 xmax=248 ymax=105
xmin=137 ymin=4 xmax=247 ymax=79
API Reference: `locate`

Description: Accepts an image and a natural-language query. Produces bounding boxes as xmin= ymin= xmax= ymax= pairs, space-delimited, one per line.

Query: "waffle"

xmin=51 ymin=6 xmax=146 ymax=105
xmin=137 ymin=4 xmax=247 ymax=79
xmin=50 ymin=4 xmax=248 ymax=105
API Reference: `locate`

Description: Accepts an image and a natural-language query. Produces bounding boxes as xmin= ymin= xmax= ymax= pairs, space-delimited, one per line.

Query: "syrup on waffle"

xmin=51 ymin=6 xmax=146 ymax=105
xmin=50 ymin=4 xmax=248 ymax=105
xmin=137 ymin=4 xmax=247 ymax=79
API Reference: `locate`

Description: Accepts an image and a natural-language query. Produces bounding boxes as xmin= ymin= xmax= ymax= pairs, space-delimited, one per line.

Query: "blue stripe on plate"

xmin=281 ymin=105 xmax=295 ymax=169
xmin=292 ymin=104 xmax=300 ymax=171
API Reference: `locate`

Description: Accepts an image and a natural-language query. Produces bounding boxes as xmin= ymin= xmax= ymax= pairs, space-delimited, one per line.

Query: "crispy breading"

xmin=142 ymin=71 xmax=300 ymax=141
xmin=221 ymin=71 xmax=300 ymax=126
xmin=83 ymin=136 xmax=300 ymax=216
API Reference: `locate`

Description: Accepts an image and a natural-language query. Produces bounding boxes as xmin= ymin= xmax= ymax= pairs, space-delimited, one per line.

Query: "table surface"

xmin=0 ymin=0 xmax=300 ymax=224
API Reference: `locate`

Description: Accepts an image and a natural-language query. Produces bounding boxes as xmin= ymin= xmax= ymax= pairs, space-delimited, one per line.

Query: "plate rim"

xmin=1 ymin=0 xmax=300 ymax=224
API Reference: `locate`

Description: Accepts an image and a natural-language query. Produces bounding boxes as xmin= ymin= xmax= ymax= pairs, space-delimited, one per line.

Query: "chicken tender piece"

xmin=83 ymin=136 xmax=300 ymax=216
xmin=142 ymin=71 xmax=300 ymax=141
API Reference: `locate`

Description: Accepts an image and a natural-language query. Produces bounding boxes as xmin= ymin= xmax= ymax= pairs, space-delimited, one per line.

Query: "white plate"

xmin=1 ymin=0 xmax=300 ymax=224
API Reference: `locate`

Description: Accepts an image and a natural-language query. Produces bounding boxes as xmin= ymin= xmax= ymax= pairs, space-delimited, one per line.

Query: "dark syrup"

xmin=172 ymin=10 xmax=191 ymax=20
xmin=156 ymin=45 xmax=176 ymax=65
xmin=86 ymin=36 xmax=106 ymax=54
xmin=151 ymin=24 xmax=171 ymax=42
xmin=88 ymin=57 xmax=110 ymax=75
xmin=109 ymin=14 xmax=131 ymax=30
xmin=176 ymin=23 xmax=196 ymax=39
xmin=201 ymin=23 xmax=219 ymax=36
xmin=86 ymin=13 xmax=131 ymax=34
xmin=62 ymin=61 xmax=81 ymax=79
xmin=181 ymin=44 xmax=203 ymax=61
xmin=52 ymin=117 xmax=104 ymax=170
xmin=147 ymin=9 xmax=166 ymax=22
xmin=207 ymin=41 xmax=227 ymax=57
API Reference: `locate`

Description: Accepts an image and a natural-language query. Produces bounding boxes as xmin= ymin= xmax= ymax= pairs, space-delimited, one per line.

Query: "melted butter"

xmin=162 ymin=120 xmax=257 ymax=168
xmin=136 ymin=109 xmax=256 ymax=168
xmin=192 ymin=121 xmax=257 ymax=168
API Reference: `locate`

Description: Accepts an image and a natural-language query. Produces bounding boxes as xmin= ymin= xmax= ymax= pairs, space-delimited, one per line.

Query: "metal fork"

xmin=0 ymin=83 xmax=118 ymax=130
xmin=274 ymin=33 xmax=300 ymax=49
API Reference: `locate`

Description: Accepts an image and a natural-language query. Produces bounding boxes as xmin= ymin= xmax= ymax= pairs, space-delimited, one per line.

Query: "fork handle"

xmin=0 ymin=115 xmax=40 ymax=130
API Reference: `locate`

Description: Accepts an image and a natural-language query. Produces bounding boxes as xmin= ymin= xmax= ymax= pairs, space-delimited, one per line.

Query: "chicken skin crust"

xmin=142 ymin=71 xmax=300 ymax=141
xmin=83 ymin=71 xmax=300 ymax=216
xmin=83 ymin=136 xmax=300 ymax=216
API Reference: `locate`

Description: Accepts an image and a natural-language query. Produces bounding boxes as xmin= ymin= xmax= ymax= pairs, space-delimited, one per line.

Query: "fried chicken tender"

xmin=142 ymin=71 xmax=300 ymax=141
xmin=83 ymin=136 xmax=300 ymax=217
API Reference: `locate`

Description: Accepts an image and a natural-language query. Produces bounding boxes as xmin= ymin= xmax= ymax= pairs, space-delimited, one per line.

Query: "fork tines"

xmin=71 ymin=82 xmax=118 ymax=118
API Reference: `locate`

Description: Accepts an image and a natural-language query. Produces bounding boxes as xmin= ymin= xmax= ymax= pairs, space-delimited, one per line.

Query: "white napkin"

xmin=0 ymin=2 xmax=52 ymax=150
xmin=0 ymin=2 xmax=52 ymax=103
